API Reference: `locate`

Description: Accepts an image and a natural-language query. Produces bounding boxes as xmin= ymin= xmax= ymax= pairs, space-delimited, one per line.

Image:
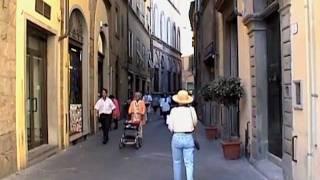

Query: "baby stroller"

xmin=119 ymin=121 xmax=142 ymax=149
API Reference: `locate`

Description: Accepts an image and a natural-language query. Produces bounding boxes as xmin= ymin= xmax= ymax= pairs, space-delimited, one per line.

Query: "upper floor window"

xmin=167 ymin=18 xmax=171 ymax=44
xmin=178 ymin=28 xmax=180 ymax=50
xmin=136 ymin=39 xmax=140 ymax=54
xmin=172 ymin=23 xmax=176 ymax=47
xmin=115 ymin=6 xmax=120 ymax=37
xmin=152 ymin=4 xmax=159 ymax=36
xmin=160 ymin=12 xmax=164 ymax=40
xmin=136 ymin=1 xmax=140 ymax=18
xmin=128 ymin=31 xmax=133 ymax=58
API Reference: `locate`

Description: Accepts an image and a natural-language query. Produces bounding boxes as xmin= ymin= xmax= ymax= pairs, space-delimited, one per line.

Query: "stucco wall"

xmin=237 ymin=0 xmax=252 ymax=148
xmin=291 ymin=0 xmax=320 ymax=179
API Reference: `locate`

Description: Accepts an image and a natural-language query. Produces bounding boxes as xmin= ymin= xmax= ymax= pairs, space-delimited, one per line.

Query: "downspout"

xmin=59 ymin=0 xmax=69 ymax=41
xmin=305 ymin=0 xmax=317 ymax=179
xmin=59 ymin=0 xmax=69 ymax=148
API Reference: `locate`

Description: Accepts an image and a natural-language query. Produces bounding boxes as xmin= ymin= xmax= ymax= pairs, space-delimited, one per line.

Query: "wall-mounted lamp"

xmin=100 ymin=21 xmax=108 ymax=28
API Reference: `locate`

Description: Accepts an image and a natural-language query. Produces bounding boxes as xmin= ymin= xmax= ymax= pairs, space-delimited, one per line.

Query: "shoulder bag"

xmin=189 ymin=107 xmax=200 ymax=150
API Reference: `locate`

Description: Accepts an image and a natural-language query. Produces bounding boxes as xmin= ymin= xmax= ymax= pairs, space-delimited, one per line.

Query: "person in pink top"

xmin=109 ymin=95 xmax=121 ymax=130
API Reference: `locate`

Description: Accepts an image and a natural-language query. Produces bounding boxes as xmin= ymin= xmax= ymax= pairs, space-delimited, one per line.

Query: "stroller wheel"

xmin=135 ymin=142 xmax=140 ymax=149
xmin=119 ymin=142 xmax=124 ymax=149
xmin=119 ymin=139 xmax=124 ymax=149
xmin=138 ymin=137 xmax=143 ymax=147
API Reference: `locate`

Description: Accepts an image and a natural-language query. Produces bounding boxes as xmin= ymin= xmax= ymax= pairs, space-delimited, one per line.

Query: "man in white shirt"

xmin=143 ymin=92 xmax=153 ymax=122
xmin=160 ymin=94 xmax=171 ymax=123
xmin=94 ymin=88 xmax=116 ymax=144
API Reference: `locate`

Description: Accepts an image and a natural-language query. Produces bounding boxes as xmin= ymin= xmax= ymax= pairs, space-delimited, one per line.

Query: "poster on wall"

xmin=70 ymin=104 xmax=83 ymax=135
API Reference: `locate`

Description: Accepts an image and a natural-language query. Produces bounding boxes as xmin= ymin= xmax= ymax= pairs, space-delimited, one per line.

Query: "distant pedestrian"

xmin=143 ymin=92 xmax=153 ymax=122
xmin=167 ymin=90 xmax=198 ymax=180
xmin=94 ymin=89 xmax=116 ymax=144
xmin=109 ymin=95 xmax=120 ymax=130
xmin=128 ymin=92 xmax=146 ymax=138
xmin=152 ymin=95 xmax=160 ymax=113
xmin=160 ymin=94 xmax=171 ymax=123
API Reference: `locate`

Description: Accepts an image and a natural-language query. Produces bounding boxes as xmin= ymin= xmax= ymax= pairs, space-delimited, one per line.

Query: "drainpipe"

xmin=59 ymin=0 xmax=70 ymax=148
xmin=59 ymin=0 xmax=69 ymax=41
xmin=305 ymin=0 xmax=317 ymax=179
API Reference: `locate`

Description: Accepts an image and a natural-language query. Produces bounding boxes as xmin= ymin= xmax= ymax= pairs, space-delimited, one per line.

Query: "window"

xmin=136 ymin=39 xmax=140 ymax=53
xmin=121 ymin=15 xmax=124 ymax=37
xmin=152 ymin=4 xmax=158 ymax=35
xmin=128 ymin=31 xmax=133 ymax=58
xmin=142 ymin=45 xmax=145 ymax=58
xmin=177 ymin=28 xmax=181 ymax=50
xmin=115 ymin=6 xmax=120 ymax=36
xmin=167 ymin=18 xmax=171 ymax=43
xmin=172 ymin=23 xmax=176 ymax=47
xmin=142 ymin=45 xmax=145 ymax=67
xmin=160 ymin=12 xmax=164 ymax=39
xmin=136 ymin=1 xmax=140 ymax=18
xmin=136 ymin=39 xmax=140 ymax=64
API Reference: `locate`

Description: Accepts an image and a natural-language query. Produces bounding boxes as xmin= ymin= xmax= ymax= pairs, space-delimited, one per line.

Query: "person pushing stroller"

xmin=128 ymin=92 xmax=146 ymax=138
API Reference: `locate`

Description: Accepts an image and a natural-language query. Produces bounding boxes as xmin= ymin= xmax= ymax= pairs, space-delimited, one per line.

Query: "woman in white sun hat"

xmin=167 ymin=90 xmax=198 ymax=180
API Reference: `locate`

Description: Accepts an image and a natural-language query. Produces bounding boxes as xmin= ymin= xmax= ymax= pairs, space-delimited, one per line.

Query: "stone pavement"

xmin=4 ymin=114 xmax=267 ymax=180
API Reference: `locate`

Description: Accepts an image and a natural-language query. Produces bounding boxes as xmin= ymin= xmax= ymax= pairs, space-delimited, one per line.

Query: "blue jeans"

xmin=171 ymin=133 xmax=195 ymax=180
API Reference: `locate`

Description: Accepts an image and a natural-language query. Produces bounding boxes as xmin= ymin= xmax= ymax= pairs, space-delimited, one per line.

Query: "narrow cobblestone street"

xmin=5 ymin=114 xmax=266 ymax=180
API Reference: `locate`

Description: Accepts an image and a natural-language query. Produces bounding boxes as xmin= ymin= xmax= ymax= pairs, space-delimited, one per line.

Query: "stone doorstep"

xmin=28 ymin=144 xmax=59 ymax=167
xmin=253 ymin=159 xmax=284 ymax=180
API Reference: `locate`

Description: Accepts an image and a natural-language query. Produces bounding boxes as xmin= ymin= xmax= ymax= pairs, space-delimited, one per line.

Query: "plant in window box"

xmin=201 ymin=76 xmax=245 ymax=159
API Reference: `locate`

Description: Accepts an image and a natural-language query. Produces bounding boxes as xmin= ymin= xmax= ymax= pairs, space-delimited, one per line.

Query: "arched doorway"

xmin=68 ymin=9 xmax=89 ymax=140
xmin=97 ymin=33 xmax=105 ymax=96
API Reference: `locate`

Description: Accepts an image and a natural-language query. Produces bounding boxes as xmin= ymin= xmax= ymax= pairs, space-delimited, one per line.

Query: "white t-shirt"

xmin=94 ymin=97 xmax=116 ymax=115
xmin=168 ymin=106 xmax=198 ymax=133
xmin=160 ymin=99 xmax=171 ymax=112
xmin=143 ymin=95 xmax=152 ymax=104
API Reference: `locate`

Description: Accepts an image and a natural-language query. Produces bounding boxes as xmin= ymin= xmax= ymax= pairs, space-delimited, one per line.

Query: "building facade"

xmin=128 ymin=0 xmax=152 ymax=97
xmin=0 ymin=0 xmax=127 ymax=178
xmin=181 ymin=55 xmax=195 ymax=92
xmin=190 ymin=0 xmax=320 ymax=179
xmin=151 ymin=0 xmax=182 ymax=94
xmin=189 ymin=0 xmax=220 ymax=128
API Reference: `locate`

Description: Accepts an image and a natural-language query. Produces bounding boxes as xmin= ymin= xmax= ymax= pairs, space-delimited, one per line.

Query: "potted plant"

xmin=201 ymin=77 xmax=245 ymax=159
xmin=200 ymin=84 xmax=218 ymax=140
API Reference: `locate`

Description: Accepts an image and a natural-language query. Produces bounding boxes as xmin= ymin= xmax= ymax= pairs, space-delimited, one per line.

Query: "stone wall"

xmin=0 ymin=0 xmax=17 ymax=178
xmin=279 ymin=1 xmax=293 ymax=180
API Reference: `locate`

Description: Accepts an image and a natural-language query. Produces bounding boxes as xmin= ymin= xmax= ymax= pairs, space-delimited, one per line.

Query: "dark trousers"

xmin=100 ymin=114 xmax=112 ymax=140
xmin=111 ymin=118 xmax=118 ymax=129
xmin=153 ymin=106 xmax=158 ymax=113
xmin=163 ymin=111 xmax=169 ymax=122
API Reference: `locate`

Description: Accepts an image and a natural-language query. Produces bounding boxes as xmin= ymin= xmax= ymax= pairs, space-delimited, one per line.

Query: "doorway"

xmin=225 ymin=16 xmax=239 ymax=137
xmin=69 ymin=45 xmax=83 ymax=135
xmin=266 ymin=12 xmax=283 ymax=158
xmin=98 ymin=53 xmax=104 ymax=96
xmin=26 ymin=26 xmax=48 ymax=150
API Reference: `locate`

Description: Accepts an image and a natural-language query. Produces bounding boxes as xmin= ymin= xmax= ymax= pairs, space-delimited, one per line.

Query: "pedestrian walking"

xmin=143 ymin=92 xmax=153 ymax=122
xmin=109 ymin=95 xmax=121 ymax=130
xmin=160 ymin=94 xmax=171 ymax=123
xmin=151 ymin=95 xmax=160 ymax=113
xmin=167 ymin=90 xmax=198 ymax=180
xmin=128 ymin=92 xmax=146 ymax=138
xmin=94 ymin=89 xmax=116 ymax=144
